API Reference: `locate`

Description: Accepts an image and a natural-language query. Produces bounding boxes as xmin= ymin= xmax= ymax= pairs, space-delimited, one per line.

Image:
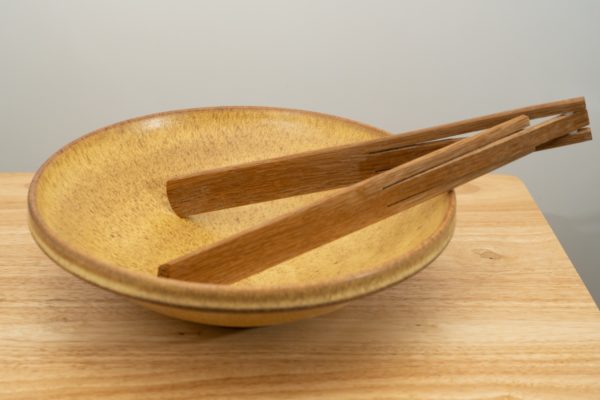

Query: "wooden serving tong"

xmin=159 ymin=98 xmax=591 ymax=284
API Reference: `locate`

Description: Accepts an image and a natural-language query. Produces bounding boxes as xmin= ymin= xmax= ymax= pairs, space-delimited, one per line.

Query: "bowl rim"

xmin=28 ymin=105 xmax=456 ymax=313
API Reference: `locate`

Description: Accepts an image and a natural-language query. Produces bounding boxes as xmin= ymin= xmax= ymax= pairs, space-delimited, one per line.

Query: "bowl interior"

xmin=32 ymin=107 xmax=451 ymax=292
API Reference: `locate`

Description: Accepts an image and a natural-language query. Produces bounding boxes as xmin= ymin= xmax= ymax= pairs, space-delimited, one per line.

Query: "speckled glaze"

xmin=28 ymin=107 xmax=456 ymax=327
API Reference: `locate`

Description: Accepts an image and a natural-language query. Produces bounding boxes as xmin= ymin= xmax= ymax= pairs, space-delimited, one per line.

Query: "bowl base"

xmin=134 ymin=300 xmax=346 ymax=327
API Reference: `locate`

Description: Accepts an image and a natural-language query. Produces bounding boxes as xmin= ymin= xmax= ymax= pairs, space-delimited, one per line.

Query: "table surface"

xmin=1 ymin=173 xmax=599 ymax=399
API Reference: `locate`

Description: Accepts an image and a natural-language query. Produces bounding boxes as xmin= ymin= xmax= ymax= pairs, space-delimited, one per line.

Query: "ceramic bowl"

xmin=28 ymin=107 xmax=456 ymax=327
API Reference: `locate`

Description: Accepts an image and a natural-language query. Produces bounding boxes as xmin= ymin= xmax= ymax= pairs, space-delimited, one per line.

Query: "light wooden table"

xmin=1 ymin=173 xmax=599 ymax=399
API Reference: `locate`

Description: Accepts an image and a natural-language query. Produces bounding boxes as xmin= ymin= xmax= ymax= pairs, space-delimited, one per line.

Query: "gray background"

xmin=1 ymin=0 xmax=598 ymax=305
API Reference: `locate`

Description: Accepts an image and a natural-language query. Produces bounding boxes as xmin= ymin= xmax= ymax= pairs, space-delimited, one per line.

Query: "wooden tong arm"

xmin=167 ymin=97 xmax=587 ymax=216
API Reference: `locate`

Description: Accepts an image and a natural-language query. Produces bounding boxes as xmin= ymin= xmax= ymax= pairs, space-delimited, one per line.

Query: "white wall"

xmin=1 ymin=0 xmax=599 ymax=303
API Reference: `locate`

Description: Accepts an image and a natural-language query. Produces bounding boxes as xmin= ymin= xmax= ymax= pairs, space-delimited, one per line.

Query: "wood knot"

xmin=473 ymin=248 xmax=503 ymax=260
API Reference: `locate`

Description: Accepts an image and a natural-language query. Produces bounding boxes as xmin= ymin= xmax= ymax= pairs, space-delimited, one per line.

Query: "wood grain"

xmin=160 ymin=112 xmax=589 ymax=284
xmin=2 ymin=173 xmax=600 ymax=399
xmin=167 ymin=97 xmax=586 ymax=215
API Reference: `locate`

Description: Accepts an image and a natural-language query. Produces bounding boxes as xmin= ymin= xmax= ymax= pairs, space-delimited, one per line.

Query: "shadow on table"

xmin=34 ymin=261 xmax=448 ymax=396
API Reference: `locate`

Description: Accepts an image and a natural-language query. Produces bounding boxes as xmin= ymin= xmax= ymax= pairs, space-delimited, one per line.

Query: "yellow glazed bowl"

xmin=28 ymin=107 xmax=456 ymax=327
